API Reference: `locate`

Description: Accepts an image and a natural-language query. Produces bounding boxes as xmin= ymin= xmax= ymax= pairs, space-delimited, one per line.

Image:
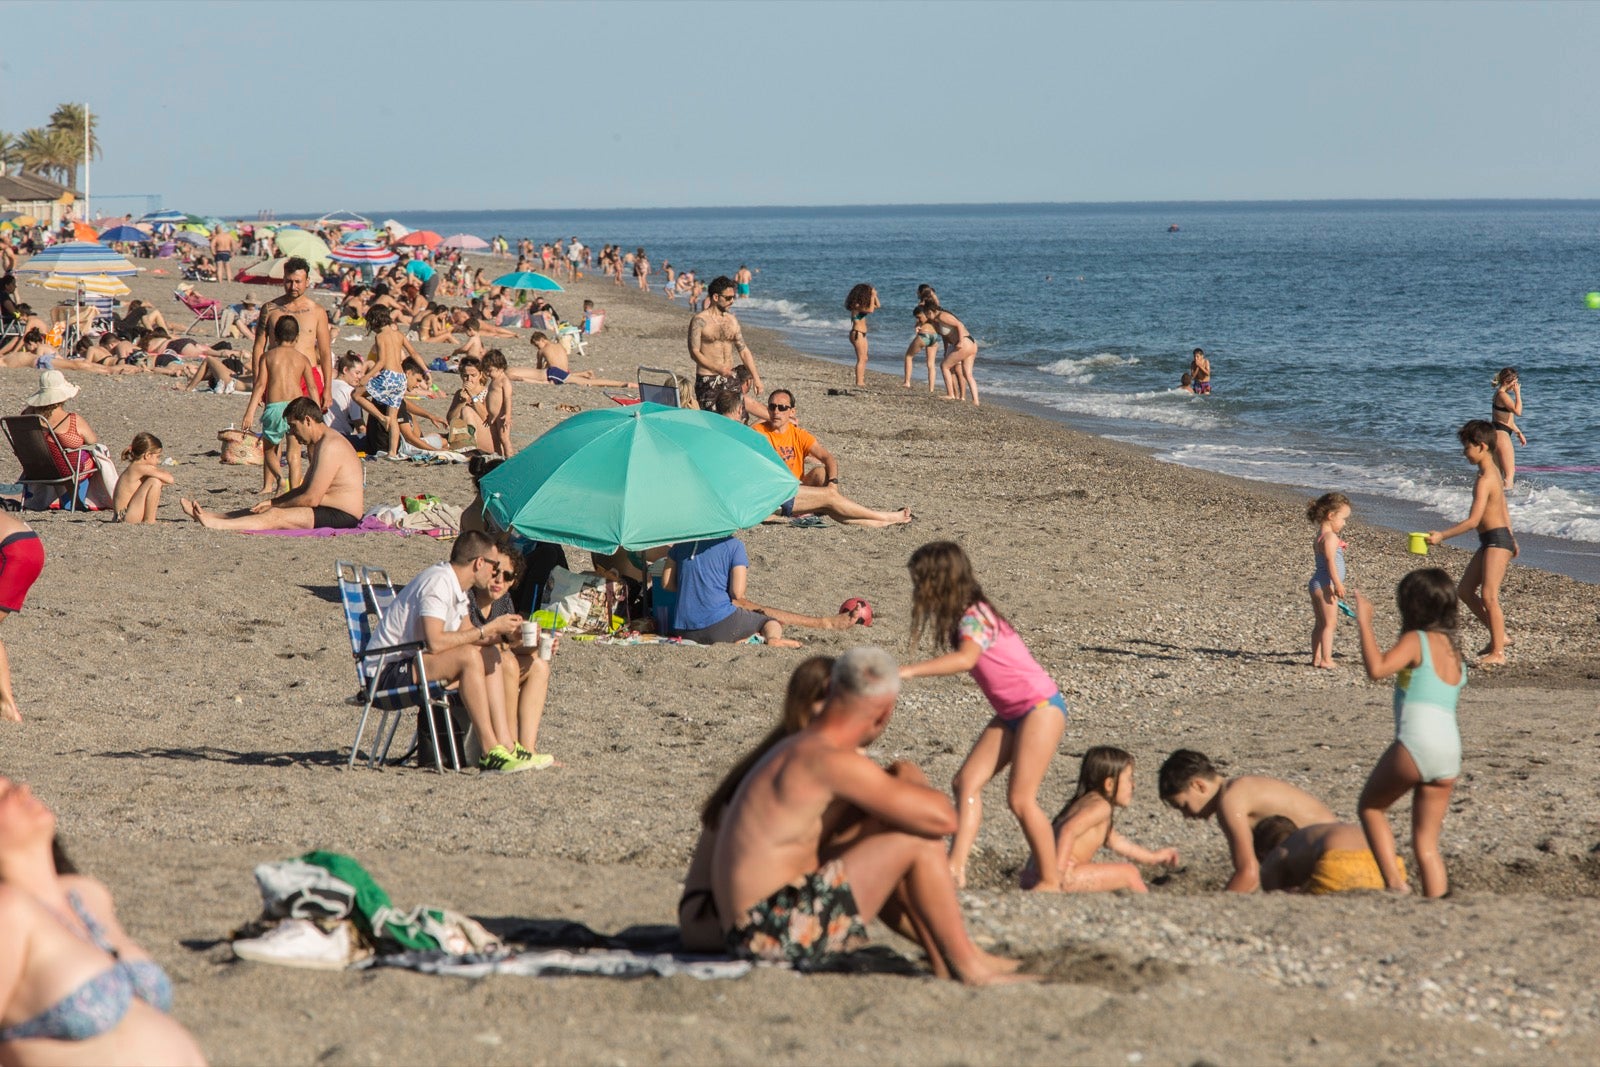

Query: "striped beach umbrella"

xmin=440 ymin=233 xmax=488 ymax=251
xmin=37 ymin=272 xmax=132 ymax=297
xmin=140 ymin=209 xmax=189 ymax=224
xmin=329 ymin=241 xmax=398 ymax=266
xmin=14 ymin=241 xmax=138 ymax=276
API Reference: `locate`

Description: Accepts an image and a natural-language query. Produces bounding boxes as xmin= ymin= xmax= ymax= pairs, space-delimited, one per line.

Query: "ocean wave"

xmin=985 ymin=382 xmax=1219 ymax=430
xmin=1156 ymin=444 xmax=1600 ymax=543
xmin=737 ymin=297 xmax=850 ymax=333
xmin=1039 ymin=352 xmax=1141 ymax=384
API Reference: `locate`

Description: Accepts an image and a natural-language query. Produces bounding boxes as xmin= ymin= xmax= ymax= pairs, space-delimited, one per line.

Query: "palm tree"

xmin=15 ymin=128 xmax=65 ymax=182
xmin=0 ymin=131 xmax=15 ymax=177
xmin=47 ymin=104 xmax=99 ymax=192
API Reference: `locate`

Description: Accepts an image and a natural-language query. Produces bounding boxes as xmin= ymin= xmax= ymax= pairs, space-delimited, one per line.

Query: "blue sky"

xmin=3 ymin=0 xmax=1596 ymax=216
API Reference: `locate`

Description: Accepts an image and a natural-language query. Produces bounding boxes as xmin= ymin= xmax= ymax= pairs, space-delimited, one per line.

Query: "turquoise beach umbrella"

xmin=490 ymin=270 xmax=563 ymax=292
xmin=480 ymin=403 xmax=798 ymax=553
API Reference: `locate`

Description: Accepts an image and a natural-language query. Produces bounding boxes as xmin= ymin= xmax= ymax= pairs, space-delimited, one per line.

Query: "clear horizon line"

xmin=219 ymin=195 xmax=1600 ymax=220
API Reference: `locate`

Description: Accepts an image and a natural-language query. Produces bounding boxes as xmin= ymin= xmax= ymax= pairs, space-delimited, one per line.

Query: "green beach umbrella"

xmin=490 ymin=270 xmax=564 ymax=292
xmin=481 ymin=403 xmax=798 ymax=553
xmin=271 ymin=227 xmax=333 ymax=268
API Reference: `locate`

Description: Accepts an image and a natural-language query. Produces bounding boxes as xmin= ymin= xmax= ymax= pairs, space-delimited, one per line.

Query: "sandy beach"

xmin=3 ymin=257 xmax=1598 ymax=1065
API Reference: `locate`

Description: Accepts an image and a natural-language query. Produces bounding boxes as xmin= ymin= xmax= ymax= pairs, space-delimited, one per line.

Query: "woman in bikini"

xmin=844 ymin=284 xmax=880 ymax=387
xmin=1489 ymin=367 xmax=1526 ymax=491
xmin=919 ymin=297 xmax=979 ymax=405
xmin=0 ymin=776 xmax=206 ymax=1063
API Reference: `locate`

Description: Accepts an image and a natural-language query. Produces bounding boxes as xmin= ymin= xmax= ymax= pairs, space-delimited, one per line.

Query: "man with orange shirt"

xmin=751 ymin=390 xmax=911 ymax=528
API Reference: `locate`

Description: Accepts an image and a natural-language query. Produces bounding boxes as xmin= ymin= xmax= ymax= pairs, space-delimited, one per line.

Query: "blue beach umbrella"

xmin=490 ymin=271 xmax=564 ymax=293
xmin=14 ymin=241 xmax=138 ymax=276
xmin=96 ymin=225 xmax=148 ymax=243
xmin=172 ymin=231 xmax=209 ymax=247
xmin=140 ymin=209 xmax=189 ymax=224
xmin=480 ymin=403 xmax=798 ymax=553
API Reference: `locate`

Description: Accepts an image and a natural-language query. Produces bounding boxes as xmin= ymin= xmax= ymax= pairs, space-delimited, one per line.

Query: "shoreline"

xmin=5 ymin=253 xmax=1598 ymax=1064
xmin=735 ymin=310 xmax=1600 ymax=587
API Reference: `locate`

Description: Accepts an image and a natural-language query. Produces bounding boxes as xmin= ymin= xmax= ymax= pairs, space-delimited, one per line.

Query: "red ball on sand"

xmin=839 ymin=598 xmax=873 ymax=626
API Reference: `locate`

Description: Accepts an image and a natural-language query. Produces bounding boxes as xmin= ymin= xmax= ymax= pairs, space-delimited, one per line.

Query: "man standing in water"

xmin=688 ymin=276 xmax=763 ymax=410
xmin=254 ymin=257 xmax=331 ymax=408
xmin=734 ymin=265 xmax=753 ymax=299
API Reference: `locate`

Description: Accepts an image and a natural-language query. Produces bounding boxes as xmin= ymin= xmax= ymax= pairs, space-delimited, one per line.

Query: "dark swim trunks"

xmin=694 ymin=373 xmax=733 ymax=411
xmin=726 ymin=858 xmax=869 ymax=968
xmin=311 ymin=506 xmax=361 ymax=529
xmin=1478 ymin=527 xmax=1515 ymax=552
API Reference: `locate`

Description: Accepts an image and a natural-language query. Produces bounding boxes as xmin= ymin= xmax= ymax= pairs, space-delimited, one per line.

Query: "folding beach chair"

xmin=174 ymin=287 xmax=222 ymax=337
xmin=556 ymin=323 xmax=586 ymax=360
xmin=637 ymin=366 xmax=684 ymax=407
xmin=335 ymin=560 xmax=462 ymax=773
xmin=1 ymin=415 xmax=94 ymax=511
xmin=361 ymin=565 xmax=476 ymax=767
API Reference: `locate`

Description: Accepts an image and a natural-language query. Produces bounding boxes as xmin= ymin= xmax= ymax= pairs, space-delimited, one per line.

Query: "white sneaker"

xmin=232 ymin=918 xmax=354 ymax=970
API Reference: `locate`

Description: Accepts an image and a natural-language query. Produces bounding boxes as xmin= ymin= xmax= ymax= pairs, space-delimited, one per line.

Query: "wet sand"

xmin=3 ymin=256 xmax=1598 ymax=1064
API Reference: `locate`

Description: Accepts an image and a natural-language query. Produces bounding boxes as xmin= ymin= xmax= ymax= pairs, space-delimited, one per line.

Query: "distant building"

xmin=0 ymin=174 xmax=82 ymax=228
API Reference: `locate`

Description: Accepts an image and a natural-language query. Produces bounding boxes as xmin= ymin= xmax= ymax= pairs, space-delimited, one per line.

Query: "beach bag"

xmin=253 ymin=859 xmax=357 ymax=922
xmin=542 ymin=567 xmax=610 ymax=632
xmin=218 ymin=428 xmax=263 ymax=465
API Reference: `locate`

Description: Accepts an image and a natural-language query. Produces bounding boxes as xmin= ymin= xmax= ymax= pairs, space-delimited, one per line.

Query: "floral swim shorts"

xmin=726 ymin=858 xmax=869 ymax=968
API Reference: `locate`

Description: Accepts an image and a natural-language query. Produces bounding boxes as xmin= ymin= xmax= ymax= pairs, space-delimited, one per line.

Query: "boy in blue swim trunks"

xmin=242 ymin=315 xmax=316 ymax=493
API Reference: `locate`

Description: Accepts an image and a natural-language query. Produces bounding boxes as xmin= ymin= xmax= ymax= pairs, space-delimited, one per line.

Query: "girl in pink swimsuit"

xmin=900 ymin=541 xmax=1070 ymax=890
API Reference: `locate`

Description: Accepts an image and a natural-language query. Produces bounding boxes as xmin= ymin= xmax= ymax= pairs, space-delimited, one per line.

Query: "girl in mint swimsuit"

xmin=1350 ymin=568 xmax=1466 ymax=899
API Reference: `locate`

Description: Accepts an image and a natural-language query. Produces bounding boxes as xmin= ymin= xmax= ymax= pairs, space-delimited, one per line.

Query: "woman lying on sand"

xmin=0 ymin=777 xmax=207 ymax=1065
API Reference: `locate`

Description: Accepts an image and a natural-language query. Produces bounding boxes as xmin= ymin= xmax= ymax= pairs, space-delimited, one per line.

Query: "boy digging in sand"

xmin=1158 ymin=749 xmax=1335 ymax=892
xmin=1427 ymin=419 xmax=1515 ymax=666
xmin=242 ymin=316 xmax=316 ymax=493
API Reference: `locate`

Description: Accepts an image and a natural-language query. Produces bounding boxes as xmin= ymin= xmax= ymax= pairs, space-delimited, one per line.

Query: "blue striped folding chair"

xmin=335 ymin=561 xmax=461 ymax=773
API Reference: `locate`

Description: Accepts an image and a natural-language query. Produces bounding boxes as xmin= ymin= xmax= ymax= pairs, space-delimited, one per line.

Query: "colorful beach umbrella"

xmin=173 ymin=231 xmax=209 ymax=247
xmin=9 ymin=215 xmax=37 ymax=227
xmin=490 ymin=271 xmax=563 ymax=293
xmin=14 ymin=242 xmax=138 ymax=276
xmin=96 ymin=224 xmax=148 ymax=243
xmin=329 ymin=241 xmax=399 ymax=266
xmin=317 ymin=211 xmax=372 ymax=228
xmin=339 ymin=228 xmax=381 ymax=244
xmin=395 ymin=230 xmax=442 ymax=248
xmin=70 ymin=221 xmax=98 ymax=241
xmin=140 ymin=209 xmax=189 ymax=224
xmin=37 ymin=272 xmax=131 ymax=297
xmin=480 ymin=403 xmax=798 ymax=554
xmin=440 ymin=233 xmax=488 ymax=251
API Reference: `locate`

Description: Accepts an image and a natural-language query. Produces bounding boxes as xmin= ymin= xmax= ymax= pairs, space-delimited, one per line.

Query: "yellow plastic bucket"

xmin=1407 ymin=532 xmax=1430 ymax=555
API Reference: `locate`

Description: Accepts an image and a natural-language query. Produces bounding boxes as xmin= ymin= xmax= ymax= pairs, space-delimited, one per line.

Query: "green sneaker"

xmin=511 ymin=743 xmax=555 ymax=770
xmin=478 ymin=745 xmax=515 ymax=773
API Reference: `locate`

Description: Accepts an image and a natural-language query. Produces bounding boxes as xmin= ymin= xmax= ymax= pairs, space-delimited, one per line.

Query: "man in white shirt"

xmin=364 ymin=530 xmax=535 ymax=772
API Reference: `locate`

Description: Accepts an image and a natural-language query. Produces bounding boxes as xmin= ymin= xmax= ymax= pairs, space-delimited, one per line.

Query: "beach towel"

xmin=364 ymin=947 xmax=750 ymax=981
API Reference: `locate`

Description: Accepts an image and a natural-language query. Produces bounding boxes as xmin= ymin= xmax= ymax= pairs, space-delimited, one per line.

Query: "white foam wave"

xmin=737 ymin=296 xmax=850 ymax=333
xmin=1040 ymin=352 xmax=1142 ymax=385
xmin=985 ymin=382 xmax=1220 ymax=430
xmin=1156 ymin=444 xmax=1600 ymax=543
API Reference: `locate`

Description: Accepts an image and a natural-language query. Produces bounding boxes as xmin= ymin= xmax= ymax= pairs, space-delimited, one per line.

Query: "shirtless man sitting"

xmin=750 ymin=389 xmax=912 ymax=528
xmin=711 ymin=647 xmax=1027 ymax=984
xmin=1158 ymin=749 xmax=1337 ymax=893
xmin=253 ymin=257 xmax=332 ymax=407
xmin=688 ymin=276 xmax=763 ymax=410
xmin=182 ymin=397 xmax=365 ymax=530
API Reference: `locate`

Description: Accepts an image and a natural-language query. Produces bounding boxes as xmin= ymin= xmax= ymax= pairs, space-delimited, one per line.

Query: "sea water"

xmin=376 ymin=201 xmax=1600 ymax=571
